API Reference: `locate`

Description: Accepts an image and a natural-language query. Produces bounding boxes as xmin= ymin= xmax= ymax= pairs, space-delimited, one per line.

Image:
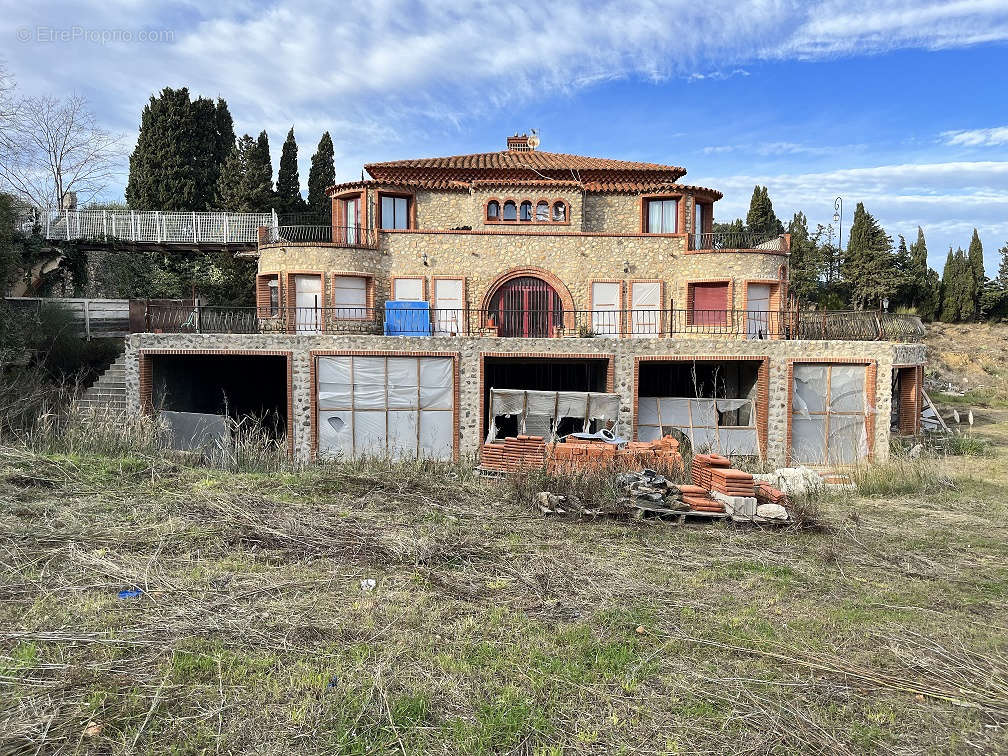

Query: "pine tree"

xmin=967 ymin=228 xmax=985 ymax=317
xmin=126 ymin=88 xmax=234 ymax=210
xmin=986 ymin=241 xmax=1008 ymax=320
xmin=745 ymin=186 xmax=784 ymax=235
xmin=840 ymin=202 xmax=896 ymax=310
xmin=307 ymin=132 xmax=335 ymax=222
xmin=276 ymin=127 xmax=307 ymax=214
xmin=215 ymin=135 xmax=273 ymax=212
xmin=998 ymin=242 xmax=1008 ymax=287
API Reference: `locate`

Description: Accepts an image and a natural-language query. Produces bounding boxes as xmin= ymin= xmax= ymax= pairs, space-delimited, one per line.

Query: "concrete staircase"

xmin=76 ymin=352 xmax=129 ymax=412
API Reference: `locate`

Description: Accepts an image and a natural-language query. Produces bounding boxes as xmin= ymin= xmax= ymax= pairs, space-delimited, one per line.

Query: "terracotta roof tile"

xmin=366 ymin=149 xmax=685 ymax=173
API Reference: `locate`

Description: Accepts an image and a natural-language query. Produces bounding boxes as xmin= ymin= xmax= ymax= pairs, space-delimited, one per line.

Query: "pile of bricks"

xmin=679 ymin=483 xmax=725 ymax=514
xmin=480 ymin=434 xmax=684 ymax=475
xmin=754 ymin=481 xmax=790 ymax=507
xmin=690 ymin=453 xmax=731 ymax=489
xmin=710 ymin=468 xmax=756 ymax=498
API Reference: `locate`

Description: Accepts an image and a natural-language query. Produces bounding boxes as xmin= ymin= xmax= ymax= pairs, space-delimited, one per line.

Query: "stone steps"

xmin=75 ymin=351 xmax=129 ymax=412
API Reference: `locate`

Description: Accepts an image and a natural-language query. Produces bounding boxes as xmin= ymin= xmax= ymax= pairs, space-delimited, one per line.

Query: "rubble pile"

xmin=480 ymin=434 xmax=685 ymax=475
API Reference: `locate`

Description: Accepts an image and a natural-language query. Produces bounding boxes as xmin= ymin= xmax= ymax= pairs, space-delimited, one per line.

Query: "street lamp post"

xmin=833 ymin=197 xmax=843 ymax=251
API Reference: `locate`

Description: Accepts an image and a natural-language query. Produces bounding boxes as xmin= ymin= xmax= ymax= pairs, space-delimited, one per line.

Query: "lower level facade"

xmin=123 ymin=332 xmax=926 ymax=468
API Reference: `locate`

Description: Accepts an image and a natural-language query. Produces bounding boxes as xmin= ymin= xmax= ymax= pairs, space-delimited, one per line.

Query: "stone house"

xmin=124 ymin=134 xmax=926 ymax=467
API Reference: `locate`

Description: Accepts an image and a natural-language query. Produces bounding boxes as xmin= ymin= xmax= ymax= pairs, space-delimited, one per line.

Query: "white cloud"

xmin=941 ymin=126 xmax=1008 ymax=147
xmin=699 ymin=161 xmax=1008 ymax=271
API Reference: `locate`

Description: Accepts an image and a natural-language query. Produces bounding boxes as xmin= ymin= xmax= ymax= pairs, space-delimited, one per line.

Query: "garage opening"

xmin=482 ymin=357 xmax=610 ymax=440
xmin=637 ymin=359 xmax=761 ymax=456
xmin=149 ymin=353 xmax=289 ymax=446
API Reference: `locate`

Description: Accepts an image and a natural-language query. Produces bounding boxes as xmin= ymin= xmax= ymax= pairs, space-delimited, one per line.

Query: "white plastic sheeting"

xmin=630 ymin=281 xmax=661 ymax=336
xmin=790 ymin=363 xmax=868 ymax=465
xmin=485 ymin=388 xmax=620 ymax=442
xmin=316 ymin=355 xmax=454 ymax=460
xmin=637 ymin=396 xmax=758 ymax=455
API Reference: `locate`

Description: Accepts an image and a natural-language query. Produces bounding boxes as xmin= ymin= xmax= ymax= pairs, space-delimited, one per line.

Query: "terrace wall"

xmin=124 ymin=333 xmax=924 ymax=466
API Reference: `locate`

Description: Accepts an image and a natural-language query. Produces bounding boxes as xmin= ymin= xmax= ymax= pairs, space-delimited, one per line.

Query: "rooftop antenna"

xmin=527 ymin=129 xmax=540 ymax=150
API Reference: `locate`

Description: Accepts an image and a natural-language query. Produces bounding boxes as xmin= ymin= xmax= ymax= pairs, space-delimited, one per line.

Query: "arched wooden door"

xmin=488 ymin=276 xmax=563 ymax=337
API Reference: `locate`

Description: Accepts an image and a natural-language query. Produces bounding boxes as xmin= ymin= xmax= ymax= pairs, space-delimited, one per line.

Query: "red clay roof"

xmin=366 ymin=149 xmax=684 ymax=173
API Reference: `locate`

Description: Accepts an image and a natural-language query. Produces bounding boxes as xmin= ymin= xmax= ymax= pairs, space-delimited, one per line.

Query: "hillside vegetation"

xmin=2 ymin=414 xmax=1008 ymax=753
xmin=926 ymin=321 xmax=1008 ymax=407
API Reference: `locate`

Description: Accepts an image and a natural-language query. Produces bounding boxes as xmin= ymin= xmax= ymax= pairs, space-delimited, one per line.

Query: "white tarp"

xmin=636 ymin=396 xmax=758 ymax=456
xmin=591 ymin=282 xmax=620 ymax=335
xmin=630 ymin=281 xmax=661 ymax=336
xmin=316 ymin=355 xmax=454 ymax=460
xmin=789 ymin=363 xmax=868 ymax=464
xmin=485 ymin=388 xmax=621 ymax=442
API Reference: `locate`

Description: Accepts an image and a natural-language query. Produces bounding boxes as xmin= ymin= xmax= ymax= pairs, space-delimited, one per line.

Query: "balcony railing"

xmin=142 ymin=305 xmax=924 ymax=341
xmin=690 ymin=231 xmax=788 ymax=252
xmin=264 ymin=224 xmax=379 ymax=249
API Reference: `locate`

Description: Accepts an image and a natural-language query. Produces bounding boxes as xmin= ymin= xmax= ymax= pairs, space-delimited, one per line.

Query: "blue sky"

xmin=2 ymin=0 xmax=1007 ymax=272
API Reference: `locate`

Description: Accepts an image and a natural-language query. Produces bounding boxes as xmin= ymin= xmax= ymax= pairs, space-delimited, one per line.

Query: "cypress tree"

xmin=215 ymin=135 xmax=273 ymax=212
xmin=939 ymin=248 xmax=958 ymax=321
xmin=307 ymin=132 xmax=335 ymax=222
xmin=248 ymin=131 xmax=274 ymax=211
xmin=745 ymin=186 xmax=784 ymax=235
xmin=967 ymin=228 xmax=985 ymax=317
xmin=909 ymin=227 xmax=939 ymax=321
xmin=276 ymin=127 xmax=307 ymax=214
xmin=841 ymin=202 xmax=896 ymax=310
xmin=126 ymin=88 xmax=234 ymax=210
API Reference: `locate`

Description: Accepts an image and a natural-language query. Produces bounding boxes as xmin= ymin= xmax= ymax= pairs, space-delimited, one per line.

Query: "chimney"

xmin=507 ymin=133 xmax=533 ymax=152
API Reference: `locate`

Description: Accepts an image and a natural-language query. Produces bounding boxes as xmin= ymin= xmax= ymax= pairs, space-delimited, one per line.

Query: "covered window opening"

xmin=150 ymin=354 xmax=288 ymax=448
xmin=535 ymin=201 xmax=550 ymax=221
xmin=791 ymin=363 xmax=870 ymax=465
xmin=487 ymin=200 xmax=500 ymax=220
xmin=553 ymin=201 xmax=567 ymax=222
xmin=483 ymin=357 xmax=610 ymax=441
xmin=637 ymin=360 xmax=760 ymax=456
xmin=502 ymin=201 xmax=517 ymax=221
xmin=519 ymin=200 xmax=533 ymax=221
xmin=317 ymin=355 xmax=455 ymax=460
xmin=487 ymin=275 xmax=563 ymax=337
xmin=338 ymin=196 xmax=361 ymax=244
xmin=333 ymin=275 xmax=369 ymax=319
xmin=689 ymin=281 xmax=730 ymax=327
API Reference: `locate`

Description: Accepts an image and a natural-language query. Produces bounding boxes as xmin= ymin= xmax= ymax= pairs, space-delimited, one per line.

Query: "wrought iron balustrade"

xmin=142 ymin=304 xmax=924 ymax=341
xmin=690 ymin=231 xmax=788 ymax=251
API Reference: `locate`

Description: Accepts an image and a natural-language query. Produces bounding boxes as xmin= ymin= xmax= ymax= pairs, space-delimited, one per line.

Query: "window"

xmin=629 ymin=281 xmax=662 ymax=336
xmin=553 ymin=201 xmax=566 ymax=222
xmin=487 ymin=200 xmax=500 ymax=220
xmin=590 ymin=281 xmax=621 ymax=336
xmin=317 ymin=355 xmax=455 ymax=460
xmin=646 ymin=198 xmax=678 ymax=233
xmin=433 ymin=278 xmax=464 ymax=336
xmin=392 ymin=277 xmax=425 ymax=301
xmin=637 ymin=397 xmax=758 ymax=455
xmin=690 ymin=281 xmax=729 ymax=327
xmin=502 ymin=201 xmax=517 ymax=221
xmin=268 ymin=279 xmax=279 ymax=316
xmin=380 ymin=194 xmax=410 ymax=230
xmin=791 ymin=363 xmax=868 ymax=464
xmin=536 ymin=201 xmax=549 ymax=221
xmin=332 ymin=275 xmax=368 ymax=319
xmin=519 ymin=200 xmax=533 ymax=222
xmin=292 ymin=274 xmax=323 ymax=332
xmin=340 ymin=197 xmax=360 ymax=244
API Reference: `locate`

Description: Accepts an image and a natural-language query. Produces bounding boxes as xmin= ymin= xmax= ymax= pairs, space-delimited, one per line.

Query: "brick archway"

xmin=480 ymin=267 xmax=575 ymax=316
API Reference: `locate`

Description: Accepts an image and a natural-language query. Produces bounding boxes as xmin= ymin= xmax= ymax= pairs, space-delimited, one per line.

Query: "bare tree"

xmin=0 ymin=91 xmax=123 ymax=209
xmin=0 ymin=63 xmax=16 ymax=162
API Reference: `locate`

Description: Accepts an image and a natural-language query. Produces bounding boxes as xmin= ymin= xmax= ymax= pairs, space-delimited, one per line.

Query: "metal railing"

xmin=690 ymin=231 xmax=788 ymax=251
xmin=264 ymin=224 xmax=379 ymax=249
xmin=5 ymin=297 xmax=131 ymax=339
xmin=142 ymin=305 xmax=924 ymax=341
xmin=39 ymin=209 xmax=273 ymax=244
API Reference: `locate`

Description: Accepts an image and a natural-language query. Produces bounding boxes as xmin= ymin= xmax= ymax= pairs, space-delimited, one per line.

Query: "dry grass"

xmin=2 ymin=413 xmax=1008 ymax=753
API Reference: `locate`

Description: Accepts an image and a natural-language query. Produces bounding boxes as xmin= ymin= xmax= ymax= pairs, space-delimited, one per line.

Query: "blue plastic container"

xmin=384 ymin=301 xmax=432 ymax=336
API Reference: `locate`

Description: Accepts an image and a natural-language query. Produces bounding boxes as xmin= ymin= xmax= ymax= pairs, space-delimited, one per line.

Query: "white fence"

xmin=5 ymin=297 xmax=130 ymax=339
xmin=37 ymin=209 xmax=275 ymax=245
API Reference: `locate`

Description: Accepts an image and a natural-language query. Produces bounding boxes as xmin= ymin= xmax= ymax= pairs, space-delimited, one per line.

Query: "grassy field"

xmin=2 ymin=416 xmax=1008 ymax=754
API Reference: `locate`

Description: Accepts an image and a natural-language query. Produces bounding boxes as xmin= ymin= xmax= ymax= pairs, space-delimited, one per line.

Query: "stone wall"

xmin=257 ymin=233 xmax=785 ymax=316
xmin=124 ymin=331 xmax=919 ymax=467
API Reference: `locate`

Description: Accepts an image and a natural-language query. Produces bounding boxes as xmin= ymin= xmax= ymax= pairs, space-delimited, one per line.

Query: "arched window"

xmin=487 ymin=200 xmax=500 ymax=220
xmin=519 ymin=201 xmax=533 ymax=221
xmin=502 ymin=201 xmax=517 ymax=221
xmin=552 ymin=201 xmax=566 ymax=222
xmin=536 ymin=201 xmax=549 ymax=221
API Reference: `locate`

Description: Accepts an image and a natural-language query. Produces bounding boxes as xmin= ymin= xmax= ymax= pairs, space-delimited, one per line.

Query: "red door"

xmin=490 ymin=277 xmax=562 ymax=337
